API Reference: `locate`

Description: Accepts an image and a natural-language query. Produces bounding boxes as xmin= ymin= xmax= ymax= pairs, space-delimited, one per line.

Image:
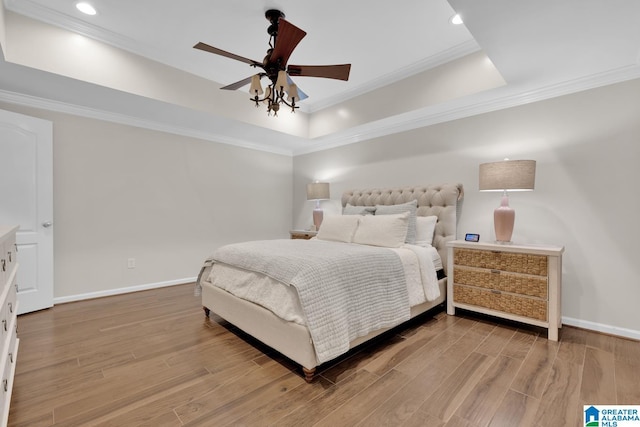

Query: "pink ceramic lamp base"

xmin=494 ymin=194 xmax=515 ymax=242
xmin=312 ymin=200 xmax=324 ymax=231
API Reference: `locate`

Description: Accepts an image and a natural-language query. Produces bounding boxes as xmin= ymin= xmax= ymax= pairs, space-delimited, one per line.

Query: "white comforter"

xmin=204 ymin=239 xmax=439 ymax=363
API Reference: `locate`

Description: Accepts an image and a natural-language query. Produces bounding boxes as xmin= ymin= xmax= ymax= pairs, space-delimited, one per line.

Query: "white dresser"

xmin=0 ymin=226 xmax=19 ymax=426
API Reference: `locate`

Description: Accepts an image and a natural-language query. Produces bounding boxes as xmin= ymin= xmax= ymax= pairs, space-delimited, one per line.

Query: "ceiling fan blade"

xmin=270 ymin=19 xmax=307 ymax=66
xmin=194 ymin=42 xmax=261 ymax=66
xmin=287 ymin=64 xmax=351 ymax=81
xmin=220 ymin=76 xmax=255 ymax=91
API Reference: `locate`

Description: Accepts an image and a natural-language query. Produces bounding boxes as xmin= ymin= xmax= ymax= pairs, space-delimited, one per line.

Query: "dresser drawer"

xmin=0 ymin=282 xmax=13 ymax=348
xmin=453 ymin=266 xmax=548 ymax=299
xmin=3 ymin=234 xmax=16 ymax=278
xmin=1 ymin=319 xmax=17 ymax=399
xmin=5 ymin=278 xmax=17 ymax=320
xmin=453 ymin=284 xmax=548 ymax=321
xmin=454 ymin=248 xmax=548 ymax=276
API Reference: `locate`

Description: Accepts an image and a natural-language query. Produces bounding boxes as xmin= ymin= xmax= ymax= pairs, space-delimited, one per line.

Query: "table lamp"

xmin=306 ymin=182 xmax=330 ymax=231
xmin=479 ymin=159 xmax=536 ymax=242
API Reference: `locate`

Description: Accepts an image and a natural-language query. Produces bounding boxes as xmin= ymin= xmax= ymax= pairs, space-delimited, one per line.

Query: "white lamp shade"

xmin=306 ymin=182 xmax=330 ymax=200
xmin=249 ymin=74 xmax=263 ymax=95
xmin=275 ymin=70 xmax=290 ymax=92
xmin=288 ymin=84 xmax=299 ymax=102
xmin=479 ymin=160 xmax=536 ymax=191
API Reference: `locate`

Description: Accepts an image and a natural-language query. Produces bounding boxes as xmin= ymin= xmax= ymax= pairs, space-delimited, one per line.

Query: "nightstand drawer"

xmin=453 ymin=266 xmax=548 ymax=299
xmin=454 ymin=248 xmax=548 ymax=276
xmin=453 ymin=284 xmax=548 ymax=321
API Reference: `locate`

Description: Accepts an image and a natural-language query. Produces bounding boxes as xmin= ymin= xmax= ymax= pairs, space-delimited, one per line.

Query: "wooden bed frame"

xmin=200 ymin=184 xmax=463 ymax=381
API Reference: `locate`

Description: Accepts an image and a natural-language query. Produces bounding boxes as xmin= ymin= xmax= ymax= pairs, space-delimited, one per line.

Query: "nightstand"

xmin=446 ymin=240 xmax=564 ymax=341
xmin=289 ymin=230 xmax=317 ymax=240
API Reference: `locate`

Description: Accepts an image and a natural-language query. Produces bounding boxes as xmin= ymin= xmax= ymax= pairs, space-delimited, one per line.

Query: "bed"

xmin=196 ymin=184 xmax=463 ymax=382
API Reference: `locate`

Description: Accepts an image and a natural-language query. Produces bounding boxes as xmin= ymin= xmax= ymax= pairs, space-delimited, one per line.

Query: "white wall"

xmin=0 ymin=102 xmax=292 ymax=300
xmin=293 ymin=78 xmax=640 ymax=338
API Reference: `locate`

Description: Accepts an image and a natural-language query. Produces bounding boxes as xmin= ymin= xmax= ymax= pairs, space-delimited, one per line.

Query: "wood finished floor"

xmin=9 ymin=283 xmax=640 ymax=426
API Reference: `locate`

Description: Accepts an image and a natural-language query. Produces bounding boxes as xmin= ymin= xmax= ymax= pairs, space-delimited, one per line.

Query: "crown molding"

xmin=294 ymin=64 xmax=640 ymax=155
xmin=0 ymin=89 xmax=295 ymax=156
xmin=4 ymin=0 xmax=139 ymax=49
xmin=3 ymin=0 xmax=197 ymax=89
xmin=2 ymin=60 xmax=638 ymax=158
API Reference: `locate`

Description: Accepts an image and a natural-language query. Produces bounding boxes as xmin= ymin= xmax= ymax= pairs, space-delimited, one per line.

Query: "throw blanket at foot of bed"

xmin=209 ymin=239 xmax=410 ymax=364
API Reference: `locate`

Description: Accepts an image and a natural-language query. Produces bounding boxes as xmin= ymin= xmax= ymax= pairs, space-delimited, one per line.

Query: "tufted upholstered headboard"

xmin=341 ymin=184 xmax=464 ymax=274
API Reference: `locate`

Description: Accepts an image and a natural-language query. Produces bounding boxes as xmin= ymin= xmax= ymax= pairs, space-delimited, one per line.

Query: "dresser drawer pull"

xmin=491 ymin=289 xmax=501 ymax=295
xmin=9 ymin=353 xmax=13 ymax=364
xmin=1 ymin=259 xmax=5 ymax=272
xmin=8 ymin=251 xmax=12 ymax=262
xmin=14 ymin=243 xmax=18 ymax=252
xmin=490 ymin=269 xmax=501 ymax=274
xmin=3 ymin=379 xmax=7 ymax=392
xmin=2 ymin=320 xmax=6 ymax=332
xmin=8 ymin=302 xmax=13 ymax=313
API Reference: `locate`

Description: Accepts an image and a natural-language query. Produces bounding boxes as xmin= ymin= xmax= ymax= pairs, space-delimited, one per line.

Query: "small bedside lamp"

xmin=479 ymin=159 xmax=536 ymax=243
xmin=306 ymin=182 xmax=330 ymax=231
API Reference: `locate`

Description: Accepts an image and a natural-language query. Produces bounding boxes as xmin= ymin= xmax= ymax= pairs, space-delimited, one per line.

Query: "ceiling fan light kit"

xmin=194 ymin=9 xmax=351 ymax=116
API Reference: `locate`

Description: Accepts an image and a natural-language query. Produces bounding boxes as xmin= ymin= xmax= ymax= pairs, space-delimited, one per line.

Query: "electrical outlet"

xmin=127 ymin=258 xmax=136 ymax=269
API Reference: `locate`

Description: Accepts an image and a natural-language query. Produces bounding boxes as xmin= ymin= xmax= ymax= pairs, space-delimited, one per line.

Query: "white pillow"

xmin=352 ymin=212 xmax=409 ymax=248
xmin=316 ymin=215 xmax=361 ymax=243
xmin=415 ymin=216 xmax=438 ymax=247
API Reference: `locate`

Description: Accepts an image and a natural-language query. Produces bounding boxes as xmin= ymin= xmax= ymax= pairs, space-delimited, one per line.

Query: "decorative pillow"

xmin=415 ymin=215 xmax=438 ymax=247
xmin=352 ymin=212 xmax=409 ymax=248
xmin=316 ymin=215 xmax=361 ymax=243
xmin=375 ymin=199 xmax=417 ymax=244
xmin=342 ymin=204 xmax=376 ymax=215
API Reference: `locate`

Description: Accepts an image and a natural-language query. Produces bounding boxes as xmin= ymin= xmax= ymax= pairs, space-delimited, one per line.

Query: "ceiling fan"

xmin=194 ymin=9 xmax=351 ymax=115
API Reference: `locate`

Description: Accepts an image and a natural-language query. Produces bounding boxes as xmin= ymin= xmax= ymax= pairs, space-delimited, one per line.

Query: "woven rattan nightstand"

xmin=446 ymin=240 xmax=564 ymax=341
xmin=289 ymin=230 xmax=317 ymax=240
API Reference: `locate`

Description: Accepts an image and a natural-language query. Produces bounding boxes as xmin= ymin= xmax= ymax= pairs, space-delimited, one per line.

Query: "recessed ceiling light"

xmin=76 ymin=2 xmax=97 ymax=16
xmin=450 ymin=14 xmax=463 ymax=25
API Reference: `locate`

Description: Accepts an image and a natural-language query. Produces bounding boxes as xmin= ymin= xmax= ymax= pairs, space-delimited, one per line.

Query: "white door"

xmin=0 ymin=108 xmax=54 ymax=314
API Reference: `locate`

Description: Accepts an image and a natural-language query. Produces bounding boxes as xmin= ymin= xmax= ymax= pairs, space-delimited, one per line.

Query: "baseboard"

xmin=562 ymin=316 xmax=640 ymax=341
xmin=53 ymin=277 xmax=197 ymax=304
